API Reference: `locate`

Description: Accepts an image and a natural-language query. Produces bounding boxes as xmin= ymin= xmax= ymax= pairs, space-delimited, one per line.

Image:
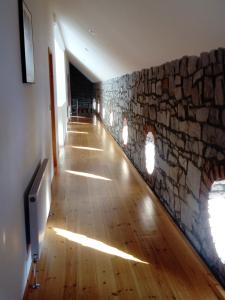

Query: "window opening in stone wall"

xmin=110 ymin=111 xmax=113 ymax=126
xmin=102 ymin=108 xmax=105 ymax=119
xmin=97 ymin=103 xmax=100 ymax=113
xmin=145 ymin=132 xmax=155 ymax=174
xmin=93 ymin=98 xmax=96 ymax=110
xmin=208 ymin=180 xmax=225 ymax=264
xmin=122 ymin=118 xmax=128 ymax=145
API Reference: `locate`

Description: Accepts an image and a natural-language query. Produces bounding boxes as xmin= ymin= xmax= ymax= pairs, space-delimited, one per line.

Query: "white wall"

xmin=0 ymin=0 xmax=56 ymax=299
xmin=54 ymin=23 xmax=68 ymax=147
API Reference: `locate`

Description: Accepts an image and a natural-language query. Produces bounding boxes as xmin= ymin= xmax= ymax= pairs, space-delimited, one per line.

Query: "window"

xmin=122 ymin=118 xmax=128 ymax=145
xmin=97 ymin=103 xmax=100 ymax=113
xmin=145 ymin=132 xmax=155 ymax=174
xmin=93 ymin=98 xmax=96 ymax=110
xmin=208 ymin=180 xmax=225 ymax=264
xmin=102 ymin=108 xmax=105 ymax=119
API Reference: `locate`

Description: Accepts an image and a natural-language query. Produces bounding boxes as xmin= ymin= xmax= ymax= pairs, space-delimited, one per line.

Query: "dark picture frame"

xmin=18 ymin=0 xmax=35 ymax=83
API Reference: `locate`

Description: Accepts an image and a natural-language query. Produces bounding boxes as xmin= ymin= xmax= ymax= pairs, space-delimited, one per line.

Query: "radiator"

xmin=28 ymin=159 xmax=51 ymax=261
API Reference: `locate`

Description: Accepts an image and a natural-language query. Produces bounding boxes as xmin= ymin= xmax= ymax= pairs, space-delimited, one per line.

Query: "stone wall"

xmin=95 ymin=48 xmax=225 ymax=288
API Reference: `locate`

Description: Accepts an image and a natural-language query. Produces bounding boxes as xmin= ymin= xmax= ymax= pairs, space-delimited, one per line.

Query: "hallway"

xmin=25 ymin=116 xmax=220 ymax=300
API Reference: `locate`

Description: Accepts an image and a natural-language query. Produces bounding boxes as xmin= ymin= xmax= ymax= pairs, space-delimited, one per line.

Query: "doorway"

xmin=48 ymin=48 xmax=57 ymax=171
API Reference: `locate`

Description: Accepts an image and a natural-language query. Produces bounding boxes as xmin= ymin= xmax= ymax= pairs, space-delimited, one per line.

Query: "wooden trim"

xmin=48 ymin=49 xmax=57 ymax=171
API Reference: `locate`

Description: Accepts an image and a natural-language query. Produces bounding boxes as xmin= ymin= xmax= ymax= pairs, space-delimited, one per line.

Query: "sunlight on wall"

xmin=65 ymin=170 xmax=111 ymax=181
xmin=208 ymin=180 xmax=225 ymax=264
xmin=122 ymin=118 xmax=128 ymax=145
xmin=145 ymin=132 xmax=155 ymax=174
xmin=102 ymin=108 xmax=105 ymax=119
xmin=110 ymin=111 xmax=113 ymax=126
xmin=53 ymin=227 xmax=148 ymax=264
xmin=54 ymin=30 xmax=67 ymax=108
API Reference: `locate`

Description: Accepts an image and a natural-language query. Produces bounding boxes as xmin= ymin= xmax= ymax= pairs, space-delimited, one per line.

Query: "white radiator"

xmin=28 ymin=159 xmax=51 ymax=261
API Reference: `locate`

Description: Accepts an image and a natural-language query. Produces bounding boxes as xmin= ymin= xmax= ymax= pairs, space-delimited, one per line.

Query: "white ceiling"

xmin=52 ymin=0 xmax=225 ymax=82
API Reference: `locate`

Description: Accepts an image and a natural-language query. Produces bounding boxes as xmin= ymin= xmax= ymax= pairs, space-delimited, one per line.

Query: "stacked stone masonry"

xmin=95 ymin=48 xmax=225 ymax=288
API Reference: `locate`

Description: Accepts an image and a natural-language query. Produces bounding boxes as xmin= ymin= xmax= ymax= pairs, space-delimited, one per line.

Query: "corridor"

xmin=25 ymin=116 xmax=220 ymax=300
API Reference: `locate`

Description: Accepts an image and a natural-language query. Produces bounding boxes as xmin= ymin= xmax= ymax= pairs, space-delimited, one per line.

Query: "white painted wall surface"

xmin=0 ymin=0 xmax=56 ymax=299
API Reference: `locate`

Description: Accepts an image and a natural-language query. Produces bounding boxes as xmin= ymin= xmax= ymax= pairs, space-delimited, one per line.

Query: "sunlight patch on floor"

xmin=67 ymin=130 xmax=89 ymax=134
xmin=67 ymin=146 xmax=104 ymax=152
xmin=53 ymin=228 xmax=149 ymax=264
xmin=65 ymin=170 xmax=112 ymax=181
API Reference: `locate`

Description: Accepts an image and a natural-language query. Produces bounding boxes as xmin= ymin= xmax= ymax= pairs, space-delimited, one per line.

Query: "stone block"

xmin=169 ymin=76 xmax=175 ymax=96
xmin=180 ymin=56 xmax=188 ymax=77
xmin=181 ymin=201 xmax=193 ymax=231
xmin=179 ymin=121 xmax=188 ymax=134
xmin=204 ymin=77 xmax=214 ymax=100
xmin=149 ymin=106 xmax=156 ymax=121
xmin=191 ymin=86 xmax=201 ymax=106
xmin=168 ymin=152 xmax=177 ymax=165
xmin=188 ymin=122 xmax=201 ymax=139
xmin=186 ymin=193 xmax=200 ymax=214
xmin=162 ymin=78 xmax=169 ymax=93
xmin=222 ymin=109 xmax=225 ymax=127
xmin=196 ymin=107 xmax=209 ymax=122
xmin=175 ymin=86 xmax=182 ymax=100
xmin=175 ymin=75 xmax=181 ymax=86
xmin=209 ymin=50 xmax=217 ymax=64
xmin=157 ymin=156 xmax=169 ymax=174
xmin=170 ymin=117 xmax=179 ymax=131
xmin=200 ymin=52 xmax=210 ymax=67
xmin=208 ymin=108 xmax=220 ymax=126
xmin=193 ymin=69 xmax=203 ymax=85
xmin=188 ymin=56 xmax=198 ymax=75
xmin=186 ymin=161 xmax=201 ymax=198
xmin=213 ymin=63 xmax=223 ymax=76
xmin=178 ymin=103 xmax=185 ymax=120
xmin=156 ymin=81 xmax=162 ymax=96
xmin=183 ymin=77 xmax=192 ymax=98
xmin=215 ymin=76 xmax=224 ymax=105
xmin=169 ymin=166 xmax=179 ymax=181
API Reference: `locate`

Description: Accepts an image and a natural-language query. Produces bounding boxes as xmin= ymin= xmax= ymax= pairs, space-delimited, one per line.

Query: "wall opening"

xmin=97 ymin=102 xmax=100 ymax=113
xmin=93 ymin=98 xmax=96 ymax=110
xmin=208 ymin=180 xmax=225 ymax=264
xmin=145 ymin=132 xmax=155 ymax=174
xmin=122 ymin=118 xmax=128 ymax=145
xmin=102 ymin=107 xmax=105 ymax=119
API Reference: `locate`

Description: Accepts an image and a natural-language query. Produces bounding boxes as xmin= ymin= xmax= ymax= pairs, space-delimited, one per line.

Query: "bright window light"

xmin=93 ymin=98 xmax=96 ymax=110
xmin=122 ymin=118 xmax=128 ymax=145
xmin=102 ymin=108 xmax=105 ymax=119
xmin=208 ymin=180 xmax=225 ymax=264
xmin=53 ymin=228 xmax=148 ymax=264
xmin=97 ymin=103 xmax=100 ymax=113
xmin=110 ymin=111 xmax=113 ymax=126
xmin=145 ymin=132 xmax=155 ymax=174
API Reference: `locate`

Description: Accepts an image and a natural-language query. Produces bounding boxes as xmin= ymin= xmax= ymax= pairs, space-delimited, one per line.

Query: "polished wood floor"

xmin=25 ymin=116 xmax=224 ymax=300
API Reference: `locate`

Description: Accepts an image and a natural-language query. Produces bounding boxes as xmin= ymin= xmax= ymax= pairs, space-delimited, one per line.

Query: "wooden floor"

xmin=25 ymin=116 xmax=223 ymax=300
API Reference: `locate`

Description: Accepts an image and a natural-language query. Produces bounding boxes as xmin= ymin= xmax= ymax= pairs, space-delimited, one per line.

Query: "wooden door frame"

xmin=48 ymin=48 xmax=58 ymax=172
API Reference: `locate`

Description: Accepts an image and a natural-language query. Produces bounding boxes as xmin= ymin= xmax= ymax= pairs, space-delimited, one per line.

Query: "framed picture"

xmin=18 ymin=0 xmax=35 ymax=83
